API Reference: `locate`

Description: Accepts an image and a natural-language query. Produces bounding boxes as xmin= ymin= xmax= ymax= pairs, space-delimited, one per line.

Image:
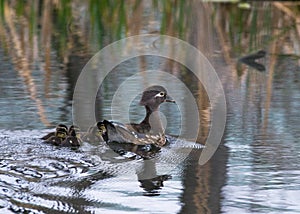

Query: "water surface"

xmin=0 ymin=1 xmax=300 ymax=213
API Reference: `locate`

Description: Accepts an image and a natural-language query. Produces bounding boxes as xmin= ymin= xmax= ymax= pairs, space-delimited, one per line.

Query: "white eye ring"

xmin=155 ymin=92 xmax=165 ymax=98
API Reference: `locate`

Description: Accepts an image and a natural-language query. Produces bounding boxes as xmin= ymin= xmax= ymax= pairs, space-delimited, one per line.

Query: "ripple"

xmin=0 ymin=130 xmax=185 ymax=213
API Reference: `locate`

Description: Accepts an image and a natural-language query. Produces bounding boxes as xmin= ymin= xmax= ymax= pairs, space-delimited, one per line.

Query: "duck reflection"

xmin=238 ymin=50 xmax=266 ymax=72
xmin=137 ymin=159 xmax=172 ymax=196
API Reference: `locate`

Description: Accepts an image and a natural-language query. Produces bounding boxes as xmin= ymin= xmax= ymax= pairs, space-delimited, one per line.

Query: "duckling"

xmin=43 ymin=124 xmax=68 ymax=146
xmin=68 ymin=125 xmax=82 ymax=141
xmin=61 ymin=128 xmax=81 ymax=147
xmin=41 ymin=124 xmax=68 ymax=140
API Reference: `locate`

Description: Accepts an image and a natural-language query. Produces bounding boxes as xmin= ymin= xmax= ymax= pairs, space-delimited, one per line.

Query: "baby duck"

xmin=41 ymin=124 xmax=68 ymax=140
xmin=68 ymin=125 xmax=82 ymax=141
xmin=61 ymin=126 xmax=81 ymax=147
xmin=43 ymin=124 xmax=68 ymax=146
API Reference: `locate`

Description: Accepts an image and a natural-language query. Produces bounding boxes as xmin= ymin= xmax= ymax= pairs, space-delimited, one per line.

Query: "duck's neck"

xmin=141 ymin=106 xmax=164 ymax=134
xmin=141 ymin=106 xmax=152 ymax=124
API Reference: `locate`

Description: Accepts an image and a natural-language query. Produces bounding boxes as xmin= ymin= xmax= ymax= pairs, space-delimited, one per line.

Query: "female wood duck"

xmin=43 ymin=124 xmax=68 ymax=146
xmin=127 ymin=85 xmax=175 ymax=134
xmin=98 ymin=85 xmax=175 ymax=149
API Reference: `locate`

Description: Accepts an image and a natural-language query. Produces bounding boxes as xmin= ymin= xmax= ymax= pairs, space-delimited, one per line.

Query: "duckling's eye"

xmin=155 ymin=92 xmax=165 ymax=98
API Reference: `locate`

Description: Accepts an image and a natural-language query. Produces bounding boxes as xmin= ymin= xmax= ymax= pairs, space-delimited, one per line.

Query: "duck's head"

xmin=139 ymin=85 xmax=175 ymax=111
xmin=96 ymin=121 xmax=108 ymax=141
xmin=55 ymin=124 xmax=68 ymax=138
xmin=68 ymin=125 xmax=81 ymax=138
xmin=69 ymin=129 xmax=76 ymax=137
xmin=68 ymin=125 xmax=80 ymax=133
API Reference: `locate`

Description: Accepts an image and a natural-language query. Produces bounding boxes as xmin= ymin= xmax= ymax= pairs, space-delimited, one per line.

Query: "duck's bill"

xmin=165 ymin=99 xmax=175 ymax=103
xmin=165 ymin=94 xmax=175 ymax=103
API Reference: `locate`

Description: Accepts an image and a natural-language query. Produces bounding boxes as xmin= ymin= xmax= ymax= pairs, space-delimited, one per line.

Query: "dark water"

xmin=1 ymin=1 xmax=300 ymax=213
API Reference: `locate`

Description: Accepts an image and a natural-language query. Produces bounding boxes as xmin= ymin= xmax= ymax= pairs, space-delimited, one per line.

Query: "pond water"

xmin=0 ymin=1 xmax=300 ymax=214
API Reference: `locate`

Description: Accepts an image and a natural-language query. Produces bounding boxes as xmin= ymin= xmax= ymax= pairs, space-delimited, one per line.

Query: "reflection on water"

xmin=0 ymin=1 xmax=300 ymax=213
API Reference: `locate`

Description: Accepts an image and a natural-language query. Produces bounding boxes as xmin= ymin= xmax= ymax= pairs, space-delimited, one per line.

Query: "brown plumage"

xmin=98 ymin=85 xmax=175 ymax=149
xmin=127 ymin=85 xmax=175 ymax=135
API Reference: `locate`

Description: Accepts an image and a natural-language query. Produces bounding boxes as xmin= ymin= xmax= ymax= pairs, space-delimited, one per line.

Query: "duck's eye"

xmin=155 ymin=92 xmax=165 ymax=98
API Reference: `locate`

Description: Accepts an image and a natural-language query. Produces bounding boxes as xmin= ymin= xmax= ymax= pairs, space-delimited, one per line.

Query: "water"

xmin=0 ymin=1 xmax=300 ymax=213
xmin=0 ymin=129 xmax=188 ymax=213
xmin=222 ymin=56 xmax=300 ymax=213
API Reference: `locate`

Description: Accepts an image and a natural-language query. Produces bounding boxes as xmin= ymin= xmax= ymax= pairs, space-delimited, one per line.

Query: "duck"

xmin=61 ymin=126 xmax=81 ymax=147
xmin=68 ymin=125 xmax=82 ymax=140
xmin=43 ymin=124 xmax=68 ymax=146
xmin=127 ymin=85 xmax=175 ymax=134
xmin=41 ymin=124 xmax=68 ymax=140
xmin=81 ymin=85 xmax=174 ymax=146
xmin=98 ymin=85 xmax=175 ymax=152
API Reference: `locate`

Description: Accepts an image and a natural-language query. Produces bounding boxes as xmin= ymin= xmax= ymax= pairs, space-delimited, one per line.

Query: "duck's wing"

xmin=100 ymin=120 xmax=164 ymax=159
xmin=104 ymin=120 xmax=166 ymax=147
xmin=104 ymin=120 xmax=144 ymax=144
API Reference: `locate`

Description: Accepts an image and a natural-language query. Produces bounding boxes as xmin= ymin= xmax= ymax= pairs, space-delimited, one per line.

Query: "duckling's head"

xmin=57 ymin=124 xmax=68 ymax=130
xmin=55 ymin=124 xmax=68 ymax=138
xmin=68 ymin=125 xmax=80 ymax=133
xmin=96 ymin=121 xmax=108 ymax=141
xmin=68 ymin=125 xmax=81 ymax=138
xmin=139 ymin=85 xmax=175 ymax=111
xmin=69 ymin=129 xmax=76 ymax=137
